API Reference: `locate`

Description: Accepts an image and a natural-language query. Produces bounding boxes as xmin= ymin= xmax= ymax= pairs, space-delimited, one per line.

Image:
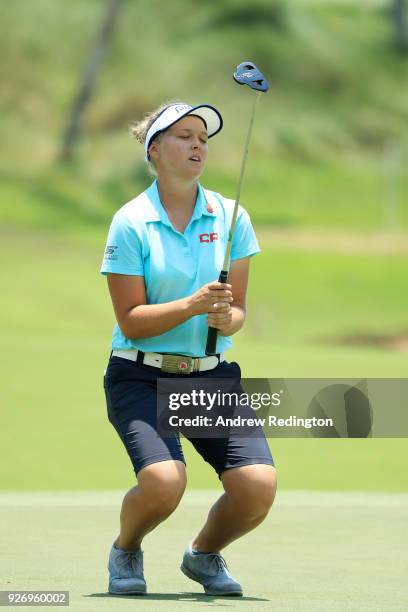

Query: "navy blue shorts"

xmin=103 ymin=353 xmax=274 ymax=479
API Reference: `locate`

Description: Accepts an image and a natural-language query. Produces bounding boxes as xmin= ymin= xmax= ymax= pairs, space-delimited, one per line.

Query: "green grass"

xmin=3 ymin=229 xmax=407 ymax=349
xmin=249 ymin=246 xmax=408 ymax=345
xmin=2 ymin=156 xmax=408 ymax=235
xmin=1 ymin=1 xmax=408 ymax=493
xmin=1 ymin=490 xmax=407 ymax=610
xmin=1 ymin=230 xmax=407 ymax=492
xmin=2 ymin=0 xmax=408 ymax=233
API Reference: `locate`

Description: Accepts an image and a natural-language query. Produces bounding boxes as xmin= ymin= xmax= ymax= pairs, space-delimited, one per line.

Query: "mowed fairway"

xmin=0 ymin=490 xmax=407 ymax=611
xmin=1 ymin=228 xmax=408 ymax=491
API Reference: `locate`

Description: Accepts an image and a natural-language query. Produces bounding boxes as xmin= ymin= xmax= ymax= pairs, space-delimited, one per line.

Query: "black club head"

xmin=233 ymin=61 xmax=269 ymax=92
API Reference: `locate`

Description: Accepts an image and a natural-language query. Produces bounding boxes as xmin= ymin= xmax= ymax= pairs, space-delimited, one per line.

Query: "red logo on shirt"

xmin=206 ymin=205 xmax=214 ymax=213
xmin=199 ymin=233 xmax=218 ymax=243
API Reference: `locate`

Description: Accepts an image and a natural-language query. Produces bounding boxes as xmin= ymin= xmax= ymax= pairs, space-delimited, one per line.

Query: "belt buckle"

xmin=161 ymin=355 xmax=198 ymax=374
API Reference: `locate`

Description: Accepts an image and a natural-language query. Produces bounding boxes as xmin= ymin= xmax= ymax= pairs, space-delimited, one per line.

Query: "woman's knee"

xmin=137 ymin=459 xmax=187 ymax=515
xmin=222 ymin=464 xmax=277 ymax=519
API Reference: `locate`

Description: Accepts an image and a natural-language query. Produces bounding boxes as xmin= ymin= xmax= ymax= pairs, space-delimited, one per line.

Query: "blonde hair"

xmin=130 ymin=100 xmax=189 ymax=175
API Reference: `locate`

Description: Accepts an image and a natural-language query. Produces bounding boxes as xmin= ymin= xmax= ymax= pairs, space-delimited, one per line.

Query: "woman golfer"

xmin=101 ymin=101 xmax=277 ymax=596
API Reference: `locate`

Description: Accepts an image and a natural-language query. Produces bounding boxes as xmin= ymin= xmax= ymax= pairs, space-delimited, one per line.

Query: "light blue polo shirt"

xmin=100 ymin=179 xmax=260 ymax=357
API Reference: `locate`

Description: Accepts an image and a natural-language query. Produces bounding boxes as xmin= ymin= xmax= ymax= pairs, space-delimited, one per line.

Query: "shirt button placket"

xmin=183 ymin=236 xmax=191 ymax=258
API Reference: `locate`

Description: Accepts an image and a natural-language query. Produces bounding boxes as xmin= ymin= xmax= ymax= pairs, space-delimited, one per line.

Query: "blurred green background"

xmin=1 ymin=0 xmax=407 ymax=492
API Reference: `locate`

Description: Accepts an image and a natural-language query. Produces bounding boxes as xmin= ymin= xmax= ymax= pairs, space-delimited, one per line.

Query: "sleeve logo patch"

xmin=104 ymin=245 xmax=118 ymax=260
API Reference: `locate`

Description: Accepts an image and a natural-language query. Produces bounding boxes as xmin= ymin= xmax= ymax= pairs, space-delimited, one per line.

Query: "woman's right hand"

xmin=186 ymin=281 xmax=233 ymax=316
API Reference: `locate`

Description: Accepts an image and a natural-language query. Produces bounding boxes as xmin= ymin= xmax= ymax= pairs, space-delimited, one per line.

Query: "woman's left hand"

xmin=207 ymin=302 xmax=233 ymax=335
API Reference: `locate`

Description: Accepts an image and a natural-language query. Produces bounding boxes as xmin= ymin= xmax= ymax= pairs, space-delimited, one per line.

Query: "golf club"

xmin=205 ymin=61 xmax=269 ymax=356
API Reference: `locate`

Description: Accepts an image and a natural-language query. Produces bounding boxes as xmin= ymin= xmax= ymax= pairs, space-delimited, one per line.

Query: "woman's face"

xmin=149 ymin=115 xmax=209 ymax=180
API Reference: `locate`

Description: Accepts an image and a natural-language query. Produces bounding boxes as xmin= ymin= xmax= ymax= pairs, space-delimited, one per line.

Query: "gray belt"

xmin=111 ymin=349 xmax=225 ymax=374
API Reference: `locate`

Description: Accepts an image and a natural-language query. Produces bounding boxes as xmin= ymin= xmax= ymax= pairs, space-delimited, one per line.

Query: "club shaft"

xmin=205 ymin=90 xmax=262 ymax=356
xmin=221 ymin=90 xmax=262 ymax=271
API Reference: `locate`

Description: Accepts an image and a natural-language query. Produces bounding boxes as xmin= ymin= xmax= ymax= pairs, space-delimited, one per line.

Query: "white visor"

xmin=144 ymin=103 xmax=223 ymax=162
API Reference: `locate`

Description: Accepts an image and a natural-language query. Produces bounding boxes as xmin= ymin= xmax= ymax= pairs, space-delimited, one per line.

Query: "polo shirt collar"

xmin=143 ymin=180 xmax=216 ymax=224
xmin=200 ymin=184 xmax=217 ymax=217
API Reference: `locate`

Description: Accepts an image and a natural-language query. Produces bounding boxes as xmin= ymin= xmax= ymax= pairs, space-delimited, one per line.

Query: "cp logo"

xmin=199 ymin=233 xmax=218 ymax=243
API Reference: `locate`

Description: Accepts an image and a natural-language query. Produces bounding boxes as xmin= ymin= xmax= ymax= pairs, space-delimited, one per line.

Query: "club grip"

xmin=205 ymin=270 xmax=229 ymax=356
xmin=205 ymin=327 xmax=219 ymax=357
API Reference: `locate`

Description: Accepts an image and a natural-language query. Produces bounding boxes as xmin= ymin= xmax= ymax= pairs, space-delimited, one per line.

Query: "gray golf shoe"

xmin=108 ymin=541 xmax=147 ymax=595
xmin=180 ymin=543 xmax=243 ymax=596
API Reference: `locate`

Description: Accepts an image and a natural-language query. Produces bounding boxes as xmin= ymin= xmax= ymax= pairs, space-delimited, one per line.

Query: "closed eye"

xmin=178 ymin=132 xmax=208 ymax=143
